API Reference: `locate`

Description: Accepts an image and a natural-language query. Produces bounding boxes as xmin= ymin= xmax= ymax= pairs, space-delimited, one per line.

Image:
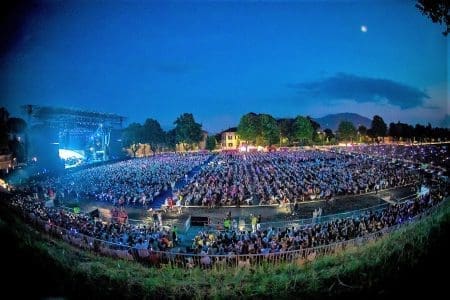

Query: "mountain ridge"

xmin=313 ymin=113 xmax=372 ymax=131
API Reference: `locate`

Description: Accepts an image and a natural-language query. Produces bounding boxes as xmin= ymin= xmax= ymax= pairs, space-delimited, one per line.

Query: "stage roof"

xmin=22 ymin=105 xmax=126 ymax=133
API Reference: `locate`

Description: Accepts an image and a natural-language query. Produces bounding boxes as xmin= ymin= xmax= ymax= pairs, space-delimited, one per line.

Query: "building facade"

xmin=221 ymin=127 xmax=240 ymax=150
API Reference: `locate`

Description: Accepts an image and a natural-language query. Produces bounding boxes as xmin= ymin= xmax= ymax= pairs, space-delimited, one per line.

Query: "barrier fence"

xmin=14 ymin=195 xmax=446 ymax=270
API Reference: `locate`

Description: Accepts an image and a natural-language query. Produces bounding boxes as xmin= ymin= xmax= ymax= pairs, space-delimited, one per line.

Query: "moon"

xmin=361 ymin=25 xmax=368 ymax=33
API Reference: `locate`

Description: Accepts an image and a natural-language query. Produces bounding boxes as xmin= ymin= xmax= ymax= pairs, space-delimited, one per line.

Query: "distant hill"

xmin=314 ymin=113 xmax=371 ymax=131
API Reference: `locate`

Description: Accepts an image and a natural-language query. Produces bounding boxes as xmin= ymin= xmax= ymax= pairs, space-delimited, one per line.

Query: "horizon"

xmin=0 ymin=1 xmax=448 ymax=132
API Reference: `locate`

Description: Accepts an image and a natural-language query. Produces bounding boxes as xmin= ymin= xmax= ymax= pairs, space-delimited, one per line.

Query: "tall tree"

xmin=205 ymin=135 xmax=217 ymax=151
xmin=260 ymin=114 xmax=280 ymax=146
xmin=142 ymin=118 xmax=165 ymax=154
xmin=370 ymin=115 xmax=387 ymax=141
xmin=278 ymin=118 xmax=295 ymax=146
xmin=323 ymin=128 xmax=335 ymax=144
xmin=307 ymin=116 xmax=321 ymax=142
xmin=294 ymin=116 xmax=314 ymax=145
xmin=122 ymin=122 xmax=143 ymax=157
xmin=174 ymin=113 xmax=203 ymax=151
xmin=337 ymin=121 xmax=357 ymax=142
xmin=165 ymin=129 xmax=177 ymax=151
xmin=414 ymin=124 xmax=426 ymax=143
xmin=357 ymin=125 xmax=367 ymax=142
xmin=237 ymin=112 xmax=261 ymax=145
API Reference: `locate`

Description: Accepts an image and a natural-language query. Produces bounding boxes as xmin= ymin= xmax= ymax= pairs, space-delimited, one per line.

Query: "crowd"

xmin=4 ymin=144 xmax=449 ymax=267
xmin=9 ymin=172 xmax=447 ymax=263
xmin=11 ymin=192 xmax=178 ymax=251
xmin=189 ymin=181 xmax=446 ymax=257
xmin=16 ymin=145 xmax=447 ymax=210
xmin=178 ymin=150 xmax=419 ymax=207
xmin=345 ymin=144 xmax=449 ymax=170
xmin=19 ymin=153 xmax=211 ymax=207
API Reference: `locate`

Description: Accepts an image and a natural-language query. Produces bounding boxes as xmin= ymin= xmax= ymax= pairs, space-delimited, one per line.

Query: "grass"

xmin=1 ymin=196 xmax=449 ymax=299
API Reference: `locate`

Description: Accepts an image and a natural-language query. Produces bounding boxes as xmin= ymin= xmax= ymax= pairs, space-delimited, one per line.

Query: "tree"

xmin=278 ymin=118 xmax=295 ymax=146
xmin=174 ymin=113 xmax=203 ymax=151
xmin=294 ymin=116 xmax=314 ymax=145
xmin=357 ymin=125 xmax=367 ymax=142
xmin=142 ymin=118 xmax=165 ymax=154
xmin=237 ymin=112 xmax=261 ymax=145
xmin=416 ymin=0 xmax=449 ymax=36
xmin=205 ymin=136 xmax=217 ymax=151
xmin=260 ymin=114 xmax=280 ymax=146
xmin=122 ymin=122 xmax=143 ymax=157
xmin=358 ymin=125 xmax=367 ymax=136
xmin=337 ymin=121 xmax=357 ymax=143
xmin=414 ymin=124 xmax=426 ymax=143
xmin=323 ymin=128 xmax=335 ymax=144
xmin=370 ymin=115 xmax=387 ymax=142
xmin=165 ymin=129 xmax=177 ymax=151
xmin=307 ymin=116 xmax=321 ymax=142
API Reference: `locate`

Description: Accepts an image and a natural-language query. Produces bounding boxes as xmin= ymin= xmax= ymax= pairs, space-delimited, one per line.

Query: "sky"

xmin=0 ymin=0 xmax=448 ymax=133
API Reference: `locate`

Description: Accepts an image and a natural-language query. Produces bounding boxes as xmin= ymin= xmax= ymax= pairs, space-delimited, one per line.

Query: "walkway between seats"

xmin=149 ymin=154 xmax=215 ymax=209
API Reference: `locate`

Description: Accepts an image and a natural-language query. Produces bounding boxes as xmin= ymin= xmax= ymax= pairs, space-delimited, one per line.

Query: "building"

xmin=221 ymin=127 xmax=240 ymax=150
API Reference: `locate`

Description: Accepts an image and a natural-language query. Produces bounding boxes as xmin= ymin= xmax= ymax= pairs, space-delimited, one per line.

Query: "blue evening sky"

xmin=0 ymin=0 xmax=448 ymax=132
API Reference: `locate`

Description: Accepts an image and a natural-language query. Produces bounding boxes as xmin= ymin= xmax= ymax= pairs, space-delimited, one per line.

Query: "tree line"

xmin=236 ymin=112 xmax=450 ymax=146
xmin=122 ymin=113 xmax=208 ymax=156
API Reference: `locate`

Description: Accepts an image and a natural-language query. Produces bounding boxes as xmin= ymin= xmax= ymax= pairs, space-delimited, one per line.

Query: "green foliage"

xmin=122 ymin=122 xmax=143 ymax=157
xmin=370 ymin=115 xmax=387 ymax=139
xmin=174 ymin=113 xmax=203 ymax=150
xmin=357 ymin=125 xmax=367 ymax=136
xmin=337 ymin=121 xmax=357 ymax=142
xmin=294 ymin=115 xmax=314 ymax=145
xmin=165 ymin=129 xmax=177 ymax=150
xmin=237 ymin=113 xmax=280 ymax=146
xmin=237 ymin=112 xmax=261 ymax=144
xmin=260 ymin=114 xmax=280 ymax=146
xmin=122 ymin=123 xmax=143 ymax=146
xmin=278 ymin=118 xmax=295 ymax=146
xmin=205 ymin=135 xmax=217 ymax=151
xmin=323 ymin=128 xmax=335 ymax=144
xmin=142 ymin=118 xmax=165 ymax=153
xmin=389 ymin=122 xmax=415 ymax=141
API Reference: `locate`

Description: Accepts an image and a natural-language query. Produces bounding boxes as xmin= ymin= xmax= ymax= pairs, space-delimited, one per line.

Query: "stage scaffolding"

xmin=22 ymin=105 xmax=126 ymax=162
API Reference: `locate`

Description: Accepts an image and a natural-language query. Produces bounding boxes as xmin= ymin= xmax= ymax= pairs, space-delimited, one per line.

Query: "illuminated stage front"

xmin=23 ymin=105 xmax=126 ymax=170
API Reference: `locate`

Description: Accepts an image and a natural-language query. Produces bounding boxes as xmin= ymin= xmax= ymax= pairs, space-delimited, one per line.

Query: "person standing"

xmin=251 ymin=214 xmax=257 ymax=233
xmin=172 ymin=225 xmax=178 ymax=245
xmin=256 ymin=214 xmax=262 ymax=231
xmin=157 ymin=211 xmax=163 ymax=229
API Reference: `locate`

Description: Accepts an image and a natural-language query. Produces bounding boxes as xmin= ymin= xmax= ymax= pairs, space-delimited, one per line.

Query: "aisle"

xmin=148 ymin=154 xmax=216 ymax=208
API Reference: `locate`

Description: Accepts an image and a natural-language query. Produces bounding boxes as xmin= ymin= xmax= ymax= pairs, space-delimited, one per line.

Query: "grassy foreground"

xmin=1 ymin=197 xmax=449 ymax=299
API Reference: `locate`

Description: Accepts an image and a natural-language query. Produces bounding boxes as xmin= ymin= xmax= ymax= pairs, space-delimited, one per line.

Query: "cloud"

xmin=289 ymin=73 xmax=430 ymax=109
xmin=153 ymin=62 xmax=194 ymax=74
